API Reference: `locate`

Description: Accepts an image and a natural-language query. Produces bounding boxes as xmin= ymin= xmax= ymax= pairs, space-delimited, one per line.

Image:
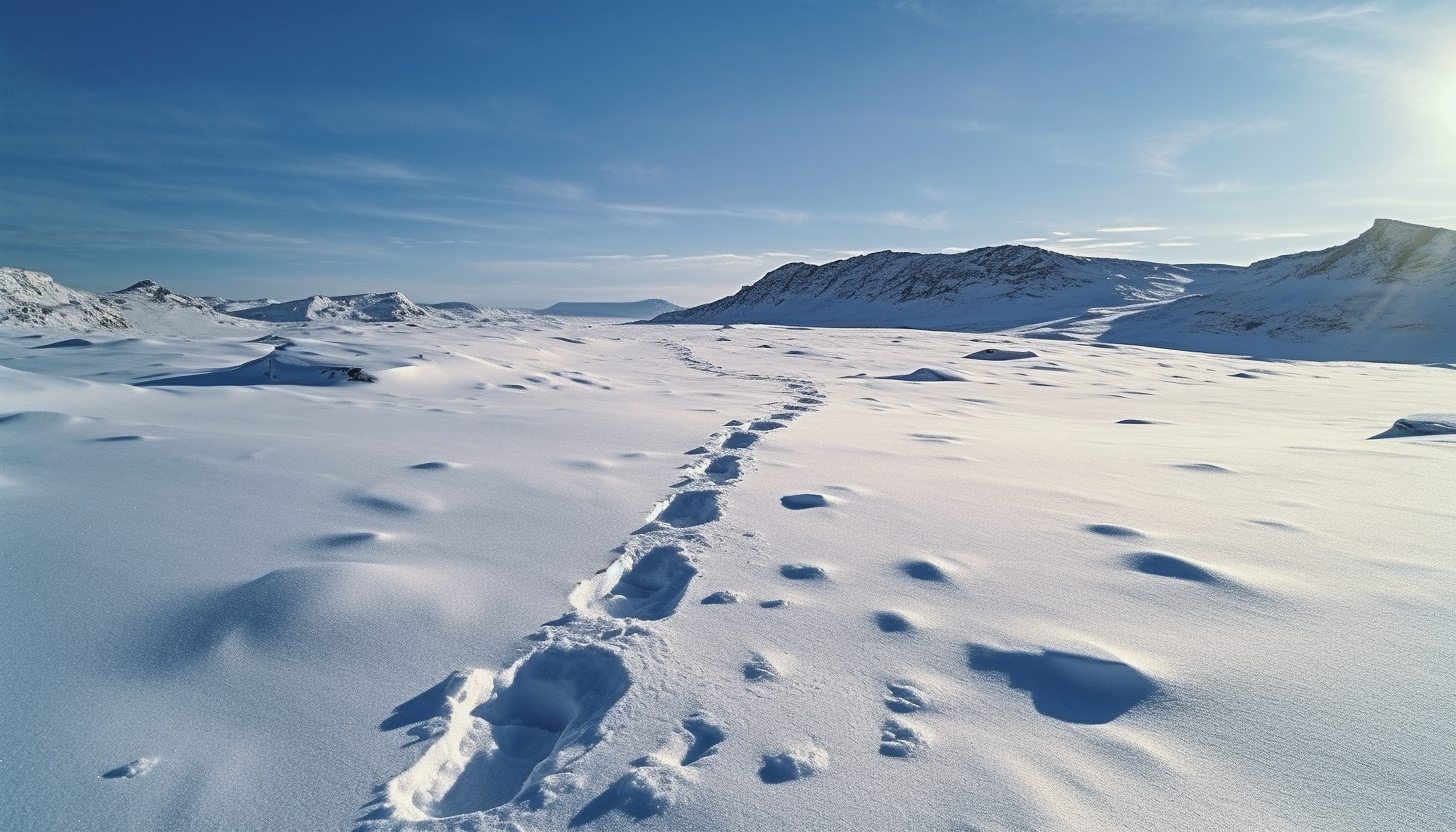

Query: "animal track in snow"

xmin=884 ymin=682 xmax=927 ymax=713
xmin=878 ymin=719 xmax=928 ymax=757
xmin=758 ymin=744 xmax=829 ymax=783
xmin=743 ymin=652 xmax=781 ymax=681
xmin=567 ymin=713 xmax=724 ymax=826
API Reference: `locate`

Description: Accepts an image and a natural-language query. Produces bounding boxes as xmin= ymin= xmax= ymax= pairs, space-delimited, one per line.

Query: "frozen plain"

xmin=2 ymin=317 xmax=1454 ymax=832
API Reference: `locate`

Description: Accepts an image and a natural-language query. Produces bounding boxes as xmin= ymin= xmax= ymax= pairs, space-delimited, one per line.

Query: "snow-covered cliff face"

xmin=649 ymin=246 xmax=1204 ymax=330
xmin=1099 ymin=219 xmax=1456 ymax=362
xmin=0 ymin=268 xmax=130 ymax=331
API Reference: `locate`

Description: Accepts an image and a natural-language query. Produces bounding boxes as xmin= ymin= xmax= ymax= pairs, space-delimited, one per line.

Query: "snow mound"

xmin=965 ymin=348 xmax=1038 ymax=360
xmin=1369 ymin=413 xmax=1456 ymax=439
xmin=134 ymin=348 xmax=378 ymax=386
xmin=881 ymin=367 xmax=968 ymax=382
xmin=0 ymin=267 xmax=130 ymax=331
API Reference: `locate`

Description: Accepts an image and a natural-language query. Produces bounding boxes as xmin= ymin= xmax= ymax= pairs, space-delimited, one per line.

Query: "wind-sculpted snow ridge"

xmin=647 ymin=245 xmax=1203 ymax=330
xmin=1098 ymin=219 xmax=1456 ymax=362
xmin=361 ymin=339 xmax=825 ymax=830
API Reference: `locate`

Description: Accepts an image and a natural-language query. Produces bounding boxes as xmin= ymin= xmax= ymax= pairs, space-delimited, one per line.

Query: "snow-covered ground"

xmin=2 ymin=317 xmax=1454 ymax=831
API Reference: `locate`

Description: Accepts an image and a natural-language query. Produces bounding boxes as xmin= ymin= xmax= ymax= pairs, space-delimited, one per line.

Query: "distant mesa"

xmin=536 ymin=299 xmax=683 ymax=318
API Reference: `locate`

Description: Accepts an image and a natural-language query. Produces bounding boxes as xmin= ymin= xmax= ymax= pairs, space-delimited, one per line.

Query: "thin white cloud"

xmin=1097 ymin=225 xmax=1166 ymax=232
xmin=1158 ymin=242 xmax=1195 ymax=246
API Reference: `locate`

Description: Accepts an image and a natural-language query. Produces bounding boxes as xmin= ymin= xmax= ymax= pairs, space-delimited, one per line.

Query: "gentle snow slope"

xmin=2 ymin=319 xmax=1453 ymax=832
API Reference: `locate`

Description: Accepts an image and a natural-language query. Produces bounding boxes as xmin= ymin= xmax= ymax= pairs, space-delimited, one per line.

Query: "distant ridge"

xmin=1096 ymin=219 xmax=1456 ymax=362
xmin=229 ymin=292 xmax=430 ymax=323
xmin=648 ymin=245 xmax=1211 ymax=330
xmin=647 ymin=219 xmax=1455 ymax=362
xmin=537 ymin=299 xmax=682 ymax=318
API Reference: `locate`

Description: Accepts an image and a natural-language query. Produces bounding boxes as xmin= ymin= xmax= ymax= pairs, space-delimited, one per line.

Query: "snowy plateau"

xmin=1 ymin=220 xmax=1454 ymax=832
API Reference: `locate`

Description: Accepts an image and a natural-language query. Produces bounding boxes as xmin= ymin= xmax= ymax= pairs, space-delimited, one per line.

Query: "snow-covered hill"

xmin=0 ymin=268 xmax=130 ymax=331
xmin=648 ymin=246 xmax=1206 ymax=330
xmin=1096 ymin=219 xmax=1456 ymax=362
xmin=104 ymin=280 xmax=262 ymax=334
xmin=228 ymin=292 xmax=431 ymax=323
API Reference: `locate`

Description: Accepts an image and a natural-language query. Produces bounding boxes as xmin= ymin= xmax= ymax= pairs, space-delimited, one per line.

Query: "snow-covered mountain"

xmin=1097 ymin=219 xmax=1456 ymax=362
xmin=228 ymin=292 xmax=431 ymax=323
xmin=0 ymin=268 xmax=130 ymax=331
xmin=648 ymin=246 xmax=1207 ymax=330
xmin=104 ymin=280 xmax=260 ymax=333
xmin=537 ymin=299 xmax=683 ymax=318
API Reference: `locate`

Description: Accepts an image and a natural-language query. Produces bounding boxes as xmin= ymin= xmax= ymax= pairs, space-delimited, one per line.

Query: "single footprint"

xmin=898 ymin=559 xmax=951 ymax=583
xmin=878 ymin=719 xmax=928 ymax=758
xmin=700 ymin=590 xmax=742 ymax=605
xmin=873 ymin=611 xmax=915 ymax=633
xmin=1085 ymin=523 xmax=1145 ymax=538
xmin=779 ymin=563 xmax=828 ymax=581
xmin=744 ymin=652 xmax=780 ymax=682
xmin=1124 ymin=552 xmax=1221 ymax=584
xmin=780 ymin=493 xmax=829 ymax=510
xmin=884 ymin=682 xmax=927 ymax=714
xmin=758 ymin=744 xmax=829 ymax=783
xmin=679 ymin=713 xmax=726 ymax=766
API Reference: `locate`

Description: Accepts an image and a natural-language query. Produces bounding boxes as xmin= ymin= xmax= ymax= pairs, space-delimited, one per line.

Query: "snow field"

xmin=2 ymin=321 xmax=1453 ymax=831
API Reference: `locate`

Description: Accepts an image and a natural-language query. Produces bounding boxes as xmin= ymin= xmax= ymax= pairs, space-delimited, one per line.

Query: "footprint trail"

xmin=362 ymin=337 xmax=826 ymax=829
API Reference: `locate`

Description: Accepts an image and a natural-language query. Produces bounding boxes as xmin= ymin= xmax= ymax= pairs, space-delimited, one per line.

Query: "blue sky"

xmin=3 ymin=1 xmax=1455 ymax=307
